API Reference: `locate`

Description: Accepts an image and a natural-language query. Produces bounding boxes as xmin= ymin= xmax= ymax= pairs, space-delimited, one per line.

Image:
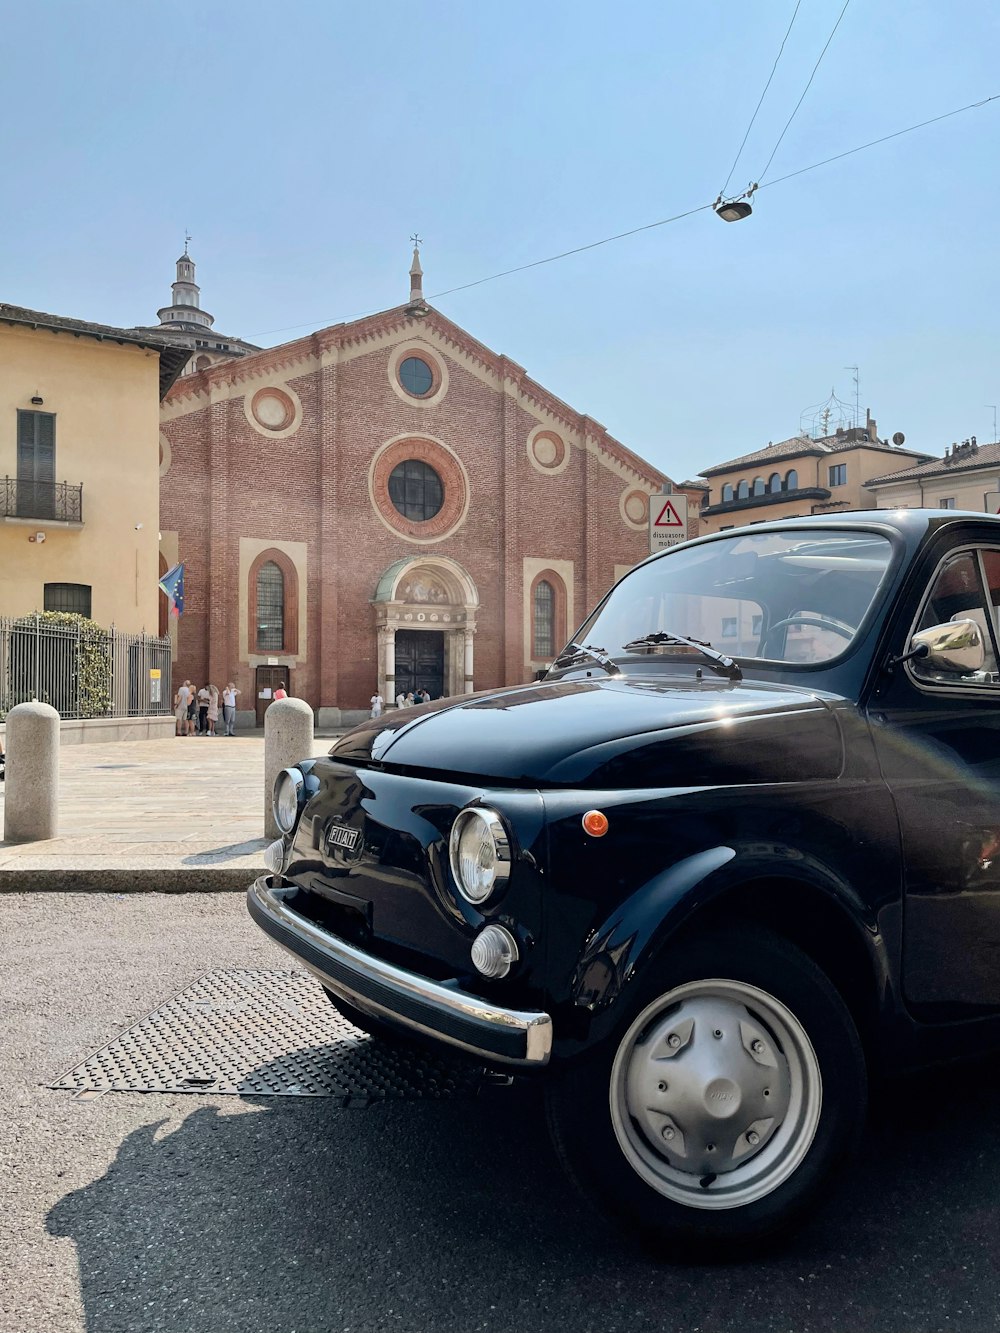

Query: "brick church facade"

xmin=158 ymin=249 xmax=698 ymax=724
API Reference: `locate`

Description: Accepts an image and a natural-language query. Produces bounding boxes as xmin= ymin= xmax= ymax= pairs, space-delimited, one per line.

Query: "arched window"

xmin=256 ymin=562 xmax=284 ymax=651
xmin=248 ymin=549 xmax=299 ymax=654
xmin=752 ymin=477 xmax=765 ymax=497
xmin=534 ymin=580 xmax=555 ymax=658
xmin=737 ymin=479 xmax=749 ymax=500
xmin=785 ymin=469 xmax=798 ymax=491
xmin=721 ymin=483 xmax=734 ymax=502
xmin=530 ymin=570 xmax=568 ymax=660
xmin=769 ymin=472 xmax=782 ymax=493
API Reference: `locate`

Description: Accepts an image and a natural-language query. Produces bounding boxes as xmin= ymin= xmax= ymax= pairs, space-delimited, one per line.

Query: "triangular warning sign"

xmin=653 ymin=499 xmax=685 ymax=528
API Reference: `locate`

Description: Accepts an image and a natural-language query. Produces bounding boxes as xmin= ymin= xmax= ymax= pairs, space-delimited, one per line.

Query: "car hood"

xmin=329 ymin=675 xmax=845 ymax=788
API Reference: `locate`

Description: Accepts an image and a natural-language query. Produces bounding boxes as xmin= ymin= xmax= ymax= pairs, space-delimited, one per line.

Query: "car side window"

xmin=911 ymin=549 xmax=1000 ymax=686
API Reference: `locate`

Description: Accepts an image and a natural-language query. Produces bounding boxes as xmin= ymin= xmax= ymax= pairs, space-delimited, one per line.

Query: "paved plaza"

xmin=0 ymin=733 xmax=333 ymax=891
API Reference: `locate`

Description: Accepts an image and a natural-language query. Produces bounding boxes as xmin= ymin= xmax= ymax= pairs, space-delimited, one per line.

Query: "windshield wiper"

xmin=621 ymin=632 xmax=742 ymax=682
xmin=552 ymin=642 xmax=621 ymax=677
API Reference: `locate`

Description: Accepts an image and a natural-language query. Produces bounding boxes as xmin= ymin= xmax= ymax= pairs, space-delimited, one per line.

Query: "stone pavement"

xmin=0 ymin=732 xmax=335 ymax=892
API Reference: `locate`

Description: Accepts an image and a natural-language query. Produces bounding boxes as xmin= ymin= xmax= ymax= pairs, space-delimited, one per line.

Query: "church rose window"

xmin=256 ymin=561 xmax=285 ymax=651
xmin=388 ymin=459 xmax=444 ymax=522
xmin=399 ymin=356 xmax=434 ymax=397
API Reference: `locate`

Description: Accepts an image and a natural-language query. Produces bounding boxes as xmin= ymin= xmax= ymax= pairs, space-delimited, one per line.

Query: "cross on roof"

xmin=410 ymin=233 xmax=422 ymax=250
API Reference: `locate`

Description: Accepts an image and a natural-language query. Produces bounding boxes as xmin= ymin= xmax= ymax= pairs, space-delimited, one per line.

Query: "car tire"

xmin=545 ymin=924 xmax=866 ymax=1256
xmin=322 ymin=987 xmax=421 ymax=1047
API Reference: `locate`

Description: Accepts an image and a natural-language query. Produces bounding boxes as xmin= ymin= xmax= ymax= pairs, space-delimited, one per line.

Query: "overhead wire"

xmin=247 ymin=89 xmax=1000 ymax=341
xmin=719 ymin=0 xmax=802 ymax=198
xmin=755 ymin=92 xmax=1000 ymax=193
xmin=756 ymin=0 xmax=852 ymax=184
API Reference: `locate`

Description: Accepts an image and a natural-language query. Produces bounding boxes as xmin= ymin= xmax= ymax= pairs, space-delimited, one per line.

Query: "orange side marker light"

xmin=582 ymin=809 xmax=609 ymax=838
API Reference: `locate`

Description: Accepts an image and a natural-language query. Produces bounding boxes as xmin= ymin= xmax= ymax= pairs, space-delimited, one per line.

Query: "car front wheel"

xmin=545 ymin=925 xmax=866 ymax=1255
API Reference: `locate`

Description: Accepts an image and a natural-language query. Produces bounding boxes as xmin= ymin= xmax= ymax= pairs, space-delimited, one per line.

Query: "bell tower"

xmin=156 ymin=236 xmax=215 ymax=331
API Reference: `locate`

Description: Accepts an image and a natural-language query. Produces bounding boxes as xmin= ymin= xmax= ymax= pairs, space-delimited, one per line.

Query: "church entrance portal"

xmin=373 ymin=556 xmax=480 ymax=703
xmin=394 ymin=630 xmax=444 ymax=701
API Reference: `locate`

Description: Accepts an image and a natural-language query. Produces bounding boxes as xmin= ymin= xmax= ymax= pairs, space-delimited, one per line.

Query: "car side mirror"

xmin=910 ymin=618 xmax=986 ymax=674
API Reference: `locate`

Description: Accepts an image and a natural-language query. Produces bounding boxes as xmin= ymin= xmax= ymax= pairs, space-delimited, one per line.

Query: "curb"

xmin=0 ymin=866 xmax=255 ymax=893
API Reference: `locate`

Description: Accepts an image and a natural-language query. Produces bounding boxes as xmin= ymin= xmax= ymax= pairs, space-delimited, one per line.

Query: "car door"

xmin=869 ymin=533 xmax=1000 ymax=1015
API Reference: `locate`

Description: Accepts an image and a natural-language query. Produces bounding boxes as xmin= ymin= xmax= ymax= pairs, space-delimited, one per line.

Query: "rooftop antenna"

xmin=988 ymin=405 xmax=998 ymax=443
xmin=844 ymin=365 xmax=860 ymax=429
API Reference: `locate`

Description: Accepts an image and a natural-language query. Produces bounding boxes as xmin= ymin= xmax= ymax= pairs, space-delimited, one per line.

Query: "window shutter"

xmin=16 ymin=410 xmax=55 ymax=482
xmin=36 ymin=413 xmax=55 ymax=482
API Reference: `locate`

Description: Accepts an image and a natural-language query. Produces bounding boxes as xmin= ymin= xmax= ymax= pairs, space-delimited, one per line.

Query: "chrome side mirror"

xmin=911 ymin=618 xmax=986 ymax=674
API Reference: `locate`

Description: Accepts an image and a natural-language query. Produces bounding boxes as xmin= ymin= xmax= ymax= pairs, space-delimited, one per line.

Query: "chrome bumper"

xmin=247 ymin=876 xmax=553 ymax=1067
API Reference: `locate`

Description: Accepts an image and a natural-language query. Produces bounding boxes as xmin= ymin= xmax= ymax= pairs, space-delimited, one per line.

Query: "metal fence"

xmin=0 ymin=616 xmax=172 ymax=720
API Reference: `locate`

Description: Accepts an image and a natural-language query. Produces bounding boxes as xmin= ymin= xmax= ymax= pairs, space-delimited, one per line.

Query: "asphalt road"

xmin=4 ymin=892 xmax=1000 ymax=1333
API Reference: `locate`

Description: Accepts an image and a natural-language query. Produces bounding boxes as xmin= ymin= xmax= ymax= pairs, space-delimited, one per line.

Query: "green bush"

xmin=5 ymin=611 xmax=112 ymax=719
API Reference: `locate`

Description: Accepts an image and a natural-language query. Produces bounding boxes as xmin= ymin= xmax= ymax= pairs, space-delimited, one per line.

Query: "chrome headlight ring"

xmin=449 ymin=806 xmax=512 ymax=906
xmin=273 ymin=767 xmax=305 ymax=835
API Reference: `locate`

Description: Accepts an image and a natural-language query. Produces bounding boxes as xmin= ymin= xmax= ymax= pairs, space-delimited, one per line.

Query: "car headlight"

xmin=449 ymin=807 xmax=511 ymax=905
xmin=273 ymin=767 xmax=304 ymax=834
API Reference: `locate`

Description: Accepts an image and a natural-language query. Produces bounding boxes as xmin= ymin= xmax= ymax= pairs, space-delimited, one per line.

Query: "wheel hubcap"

xmin=610 ymin=979 xmax=822 ymax=1210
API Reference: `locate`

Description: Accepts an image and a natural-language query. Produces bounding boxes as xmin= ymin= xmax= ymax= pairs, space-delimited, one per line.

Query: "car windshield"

xmin=571 ymin=528 xmax=895 ymax=668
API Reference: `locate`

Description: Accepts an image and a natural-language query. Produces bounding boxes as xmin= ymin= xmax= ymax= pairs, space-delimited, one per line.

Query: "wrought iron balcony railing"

xmin=1 ymin=477 xmax=84 ymax=523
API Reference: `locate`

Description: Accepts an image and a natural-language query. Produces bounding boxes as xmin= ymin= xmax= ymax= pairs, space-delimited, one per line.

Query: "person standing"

xmin=395 ymin=690 xmax=406 ymax=709
xmin=174 ymin=680 xmax=192 ymax=737
xmin=207 ymin=684 xmax=220 ymax=736
xmin=273 ymin=682 xmax=288 ymax=701
xmin=186 ymin=686 xmax=198 ymax=737
xmin=222 ymin=682 xmax=240 ymax=736
xmin=370 ymin=691 xmax=384 ymax=718
xmin=197 ymin=683 xmax=211 ymax=735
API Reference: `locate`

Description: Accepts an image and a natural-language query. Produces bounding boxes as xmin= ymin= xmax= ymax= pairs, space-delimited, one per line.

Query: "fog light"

xmin=264 ymin=838 xmax=286 ymax=874
xmin=471 ymin=924 xmax=519 ymax=979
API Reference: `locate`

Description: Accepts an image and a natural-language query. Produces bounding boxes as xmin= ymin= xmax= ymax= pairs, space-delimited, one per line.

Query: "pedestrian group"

xmin=174 ymin=679 xmax=243 ymax=737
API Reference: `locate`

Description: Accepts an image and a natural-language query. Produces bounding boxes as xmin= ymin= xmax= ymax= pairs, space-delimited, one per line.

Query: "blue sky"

xmin=2 ymin=0 xmax=998 ymax=480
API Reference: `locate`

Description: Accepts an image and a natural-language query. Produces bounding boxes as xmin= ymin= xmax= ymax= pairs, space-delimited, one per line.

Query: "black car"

xmin=249 ymin=510 xmax=1000 ymax=1254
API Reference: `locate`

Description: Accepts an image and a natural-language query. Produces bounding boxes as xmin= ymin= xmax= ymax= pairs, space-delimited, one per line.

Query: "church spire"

xmin=405 ymin=235 xmax=429 ymax=317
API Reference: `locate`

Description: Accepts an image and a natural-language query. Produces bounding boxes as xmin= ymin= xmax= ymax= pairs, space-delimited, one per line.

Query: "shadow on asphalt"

xmin=180 ymin=840 xmax=267 ymax=865
xmin=46 ymin=1053 xmax=1000 ymax=1333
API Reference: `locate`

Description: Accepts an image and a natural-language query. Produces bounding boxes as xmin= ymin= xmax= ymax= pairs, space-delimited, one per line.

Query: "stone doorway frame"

xmin=372 ymin=556 xmax=479 ymax=703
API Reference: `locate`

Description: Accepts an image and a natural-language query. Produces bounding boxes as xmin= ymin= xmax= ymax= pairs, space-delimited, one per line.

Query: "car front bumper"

xmin=247 ymin=876 xmax=553 ymax=1067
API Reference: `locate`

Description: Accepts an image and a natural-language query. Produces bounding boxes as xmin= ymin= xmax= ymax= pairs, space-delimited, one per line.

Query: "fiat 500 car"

xmin=249 ymin=510 xmax=1000 ymax=1253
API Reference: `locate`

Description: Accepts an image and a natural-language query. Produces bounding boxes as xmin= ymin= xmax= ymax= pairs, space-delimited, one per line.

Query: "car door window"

xmin=912 ymin=548 xmax=1000 ymax=686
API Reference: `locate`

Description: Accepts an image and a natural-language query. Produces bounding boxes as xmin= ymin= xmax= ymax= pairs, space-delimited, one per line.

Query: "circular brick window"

xmin=399 ymin=356 xmax=434 ymax=398
xmin=530 ymin=430 xmax=566 ymax=469
xmin=389 ymin=459 xmax=443 ymax=521
xmin=251 ymin=388 xmax=295 ymax=432
xmin=371 ymin=437 xmax=469 ymax=542
xmin=624 ymin=490 xmax=649 ymax=523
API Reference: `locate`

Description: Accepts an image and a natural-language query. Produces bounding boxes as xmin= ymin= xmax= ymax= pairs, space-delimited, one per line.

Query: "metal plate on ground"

xmin=52 ymin=967 xmax=485 ymax=1102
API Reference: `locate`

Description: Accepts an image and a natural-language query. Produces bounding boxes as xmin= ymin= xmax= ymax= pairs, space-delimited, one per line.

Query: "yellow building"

xmin=699 ymin=414 xmax=930 ymax=534
xmin=0 ymin=306 xmax=187 ymax=632
xmin=866 ymin=438 xmax=1000 ymax=512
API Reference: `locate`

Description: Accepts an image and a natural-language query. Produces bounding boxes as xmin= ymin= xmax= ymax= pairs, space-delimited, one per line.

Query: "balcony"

xmin=1 ymin=478 xmax=84 ymax=525
xmin=701 ymin=487 xmax=830 ymax=519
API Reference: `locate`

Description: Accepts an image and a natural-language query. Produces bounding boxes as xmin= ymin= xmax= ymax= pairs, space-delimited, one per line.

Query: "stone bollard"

xmin=264 ymin=697 xmax=315 ymax=839
xmin=3 ymin=701 xmax=60 ymax=842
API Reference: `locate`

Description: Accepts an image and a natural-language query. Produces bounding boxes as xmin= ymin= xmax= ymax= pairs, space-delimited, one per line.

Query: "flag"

xmin=158 ymin=562 xmax=185 ymax=617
